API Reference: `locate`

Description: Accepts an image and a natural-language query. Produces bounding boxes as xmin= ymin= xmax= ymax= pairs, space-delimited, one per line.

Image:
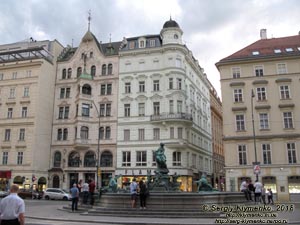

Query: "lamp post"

xmin=91 ymin=101 xmax=101 ymax=189
xmin=251 ymin=89 xmax=259 ymax=181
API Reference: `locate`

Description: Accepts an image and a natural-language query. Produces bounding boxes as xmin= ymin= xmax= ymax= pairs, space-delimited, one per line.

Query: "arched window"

xmin=53 ymin=151 xmax=61 ymax=167
xmin=99 ymin=127 xmax=104 ymax=140
xmin=80 ymin=126 xmax=89 ymax=139
xmin=91 ymin=65 xmax=96 ymax=76
xmin=77 ymin=67 xmax=82 ymax=77
xmin=62 ymin=69 xmax=66 ymax=79
xmin=63 ymin=128 xmax=68 ymax=140
xmin=100 ymin=150 xmax=113 ymax=167
xmin=67 ymin=68 xmax=72 ymax=78
xmin=68 ymin=151 xmax=80 ymax=167
xmin=105 ymin=127 xmax=111 ymax=139
xmin=101 ymin=64 xmax=106 ymax=75
xmin=84 ymin=151 xmax=96 ymax=167
xmin=82 ymin=84 xmax=91 ymax=95
xmin=108 ymin=64 xmax=113 ymax=75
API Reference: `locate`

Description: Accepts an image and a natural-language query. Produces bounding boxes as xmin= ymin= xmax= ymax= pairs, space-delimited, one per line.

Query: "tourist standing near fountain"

xmin=139 ymin=179 xmax=148 ymax=209
xmin=130 ymin=178 xmax=138 ymax=208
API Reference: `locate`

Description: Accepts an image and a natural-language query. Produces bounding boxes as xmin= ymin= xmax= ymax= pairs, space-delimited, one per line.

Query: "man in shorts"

xmin=130 ymin=178 xmax=138 ymax=208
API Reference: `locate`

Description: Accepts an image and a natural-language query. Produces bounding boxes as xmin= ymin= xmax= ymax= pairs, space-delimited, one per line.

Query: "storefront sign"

xmin=0 ymin=171 xmax=11 ymax=179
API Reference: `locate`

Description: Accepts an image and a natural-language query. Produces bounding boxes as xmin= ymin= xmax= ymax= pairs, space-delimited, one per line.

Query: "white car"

xmin=43 ymin=188 xmax=71 ymax=200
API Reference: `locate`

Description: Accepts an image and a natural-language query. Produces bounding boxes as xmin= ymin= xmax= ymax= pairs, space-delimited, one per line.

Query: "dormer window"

xmin=252 ymin=51 xmax=259 ymax=55
xmin=174 ymin=34 xmax=178 ymax=39
xmin=285 ymin=48 xmax=293 ymax=52
xmin=150 ymin=39 xmax=155 ymax=47
xmin=129 ymin=41 xmax=135 ymax=49
xmin=274 ymin=49 xmax=281 ymax=53
xmin=139 ymin=40 xmax=145 ymax=48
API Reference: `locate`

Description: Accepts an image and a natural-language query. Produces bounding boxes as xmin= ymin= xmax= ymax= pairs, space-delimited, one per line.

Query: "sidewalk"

xmin=25 ymin=200 xmax=300 ymax=225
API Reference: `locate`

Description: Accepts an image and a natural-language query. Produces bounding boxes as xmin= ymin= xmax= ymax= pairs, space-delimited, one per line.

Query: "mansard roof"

xmin=218 ymin=34 xmax=300 ymax=64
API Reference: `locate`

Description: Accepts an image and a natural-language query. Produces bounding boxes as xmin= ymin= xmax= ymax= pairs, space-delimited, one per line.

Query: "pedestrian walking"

xmin=130 ymin=178 xmax=138 ymax=208
xmin=89 ymin=179 xmax=96 ymax=206
xmin=267 ymin=188 xmax=274 ymax=204
xmin=139 ymin=179 xmax=148 ymax=209
xmin=70 ymin=183 xmax=79 ymax=212
xmin=0 ymin=184 xmax=25 ymax=225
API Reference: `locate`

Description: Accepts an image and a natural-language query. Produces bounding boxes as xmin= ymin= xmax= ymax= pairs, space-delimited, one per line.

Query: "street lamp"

xmin=91 ymin=101 xmax=101 ymax=189
xmin=251 ymin=89 xmax=259 ymax=181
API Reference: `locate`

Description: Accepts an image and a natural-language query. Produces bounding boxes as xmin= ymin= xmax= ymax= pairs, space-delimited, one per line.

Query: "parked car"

xmin=43 ymin=188 xmax=71 ymax=200
xmin=18 ymin=188 xmax=42 ymax=199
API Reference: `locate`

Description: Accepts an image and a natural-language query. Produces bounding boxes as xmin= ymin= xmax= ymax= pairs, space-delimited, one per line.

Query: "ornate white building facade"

xmin=116 ymin=19 xmax=213 ymax=191
xmin=48 ymin=30 xmax=121 ymax=189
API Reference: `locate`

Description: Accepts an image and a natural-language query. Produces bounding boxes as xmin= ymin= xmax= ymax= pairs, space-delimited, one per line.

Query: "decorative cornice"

xmin=230 ymin=82 xmax=245 ymax=87
xmin=278 ymin=103 xmax=295 ymax=108
xmin=252 ymin=80 xmax=268 ymax=85
xmin=255 ymin=105 xmax=271 ymax=110
xmin=224 ymin=133 xmax=300 ymax=141
xmin=275 ymin=78 xmax=292 ymax=83
xmin=232 ymin=107 xmax=247 ymax=111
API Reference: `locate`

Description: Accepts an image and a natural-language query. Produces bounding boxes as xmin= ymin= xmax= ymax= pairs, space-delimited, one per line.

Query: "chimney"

xmin=260 ymin=29 xmax=267 ymax=39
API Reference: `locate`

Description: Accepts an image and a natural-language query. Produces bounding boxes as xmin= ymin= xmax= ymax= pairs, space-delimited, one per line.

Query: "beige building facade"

xmin=216 ymin=31 xmax=300 ymax=201
xmin=209 ymin=83 xmax=225 ymax=191
xmin=0 ymin=39 xmax=63 ymax=191
xmin=49 ymin=30 xmax=121 ymax=189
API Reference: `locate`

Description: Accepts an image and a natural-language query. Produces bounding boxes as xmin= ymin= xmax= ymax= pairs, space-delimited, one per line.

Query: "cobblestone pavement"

xmin=24 ymin=200 xmax=300 ymax=225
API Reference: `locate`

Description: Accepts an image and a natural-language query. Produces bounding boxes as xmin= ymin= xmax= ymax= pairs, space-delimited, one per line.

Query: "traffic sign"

xmin=253 ymin=164 xmax=261 ymax=175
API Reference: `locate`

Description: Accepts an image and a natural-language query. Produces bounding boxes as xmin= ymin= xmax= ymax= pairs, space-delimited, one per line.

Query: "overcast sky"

xmin=1 ymin=0 xmax=300 ymax=97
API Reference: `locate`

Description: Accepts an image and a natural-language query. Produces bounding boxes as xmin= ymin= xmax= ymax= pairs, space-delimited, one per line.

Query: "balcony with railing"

xmin=150 ymin=112 xmax=193 ymax=123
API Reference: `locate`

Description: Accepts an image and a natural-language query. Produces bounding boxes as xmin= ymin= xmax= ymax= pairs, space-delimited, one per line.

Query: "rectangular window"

xmin=233 ymin=89 xmax=243 ymax=102
xmin=192 ymin=154 xmax=196 ymax=168
xmin=238 ymin=145 xmax=247 ymax=165
xmin=60 ymin=88 xmax=65 ymax=99
xmin=257 ymin=87 xmax=267 ymax=101
xmin=176 ymin=58 xmax=182 ymax=68
xmin=82 ymin=103 xmax=90 ymax=117
xmin=262 ymin=143 xmax=272 ymax=164
xmin=26 ymin=70 xmax=31 ymax=77
xmin=277 ymin=63 xmax=287 ymax=74
xmin=259 ymin=113 xmax=269 ymax=129
xmin=153 ymin=128 xmax=160 ymax=140
xmin=122 ymin=151 xmax=131 ymax=166
xmin=4 ymin=129 xmax=10 ymax=141
xmin=7 ymin=108 xmax=13 ymax=119
xmin=283 ymin=112 xmax=293 ymax=129
xmin=125 ymin=82 xmax=131 ymax=93
xmin=169 ymin=78 xmax=173 ymax=89
xmin=57 ymin=128 xmax=62 ymax=141
xmin=100 ymin=84 xmax=106 ymax=95
xmin=236 ymin=114 xmax=245 ymax=131
xmin=177 ymin=100 xmax=182 ymax=113
xmin=19 ymin=128 xmax=25 ymax=141
xmin=169 ymin=100 xmax=174 ymax=113
xmin=0 ymin=73 xmax=3 ymax=80
xmin=280 ymin=85 xmax=290 ymax=99
xmin=153 ymin=80 xmax=159 ymax=91
xmin=124 ymin=129 xmax=130 ymax=141
xmin=22 ymin=107 xmax=28 ymax=118
xmin=9 ymin=88 xmax=15 ymax=98
xmin=287 ymin=143 xmax=297 ymax=164
xmin=107 ymin=84 xmax=112 ymax=95
xmin=136 ymin=151 xmax=147 ymax=166
xmin=12 ymin=72 xmax=17 ymax=79
xmin=232 ymin=67 xmax=241 ymax=78
xmin=138 ymin=129 xmax=145 ymax=141
xmin=138 ymin=103 xmax=145 ymax=116
xmin=100 ymin=104 xmax=105 ymax=116
xmin=2 ymin=152 xmax=8 ymax=165
xmin=23 ymin=87 xmax=29 ymax=97
xmin=124 ymin=104 xmax=130 ymax=117
xmin=139 ymin=81 xmax=145 ymax=92
xmin=178 ymin=127 xmax=183 ymax=139
xmin=173 ymin=151 xmax=181 ymax=166
xmin=255 ymin=65 xmax=264 ymax=77
xmin=17 ymin=152 xmax=23 ymax=165
xmin=58 ymin=106 xmax=69 ymax=119
xmin=106 ymin=103 xmax=111 ymax=116
xmin=129 ymin=41 xmax=135 ymax=49
xmin=170 ymin=127 xmax=174 ymax=139
xmin=150 ymin=39 xmax=155 ymax=47
xmin=177 ymin=78 xmax=182 ymax=90
xmin=153 ymin=102 xmax=160 ymax=115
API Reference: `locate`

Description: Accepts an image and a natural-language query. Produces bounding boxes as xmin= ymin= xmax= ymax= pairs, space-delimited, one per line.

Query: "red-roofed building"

xmin=216 ymin=30 xmax=300 ymax=202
